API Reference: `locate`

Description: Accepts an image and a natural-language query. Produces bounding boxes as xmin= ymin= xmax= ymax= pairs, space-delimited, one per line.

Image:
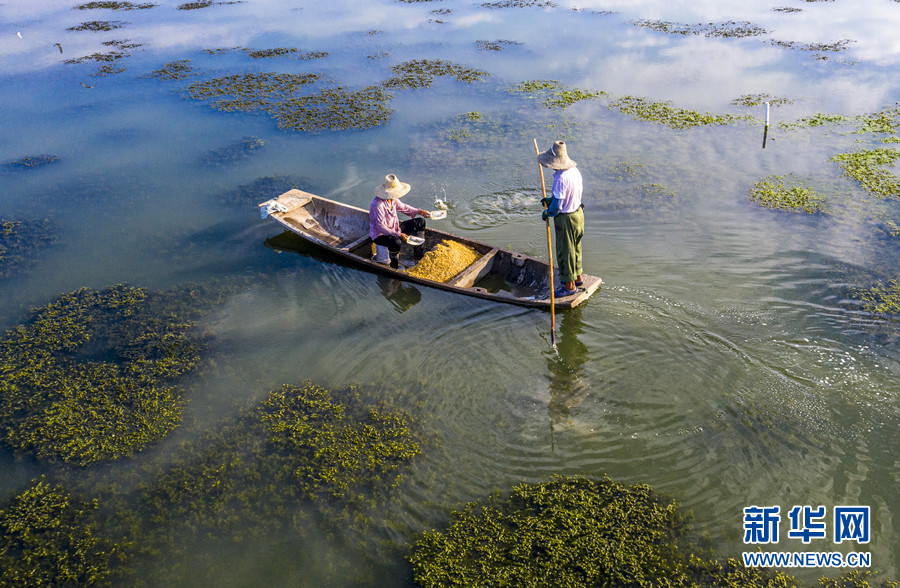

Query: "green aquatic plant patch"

xmin=857 ymin=278 xmax=900 ymax=316
xmin=544 ymin=87 xmax=604 ymax=109
xmin=638 ymin=183 xmax=676 ymax=200
xmin=93 ymin=63 xmax=126 ymax=76
xmin=439 ymin=111 xmax=515 ymax=144
xmin=408 ymin=475 xmax=796 ymax=587
xmin=511 ymin=81 xmax=750 ymax=127
xmin=75 ymin=1 xmax=155 ymax=8
xmin=65 ymin=50 xmax=124 ymax=64
xmin=0 ymin=284 xmax=219 ymax=466
xmin=480 ymin=0 xmax=557 ymax=7
xmin=186 ymin=73 xmax=392 ymax=131
xmin=244 ymin=46 xmax=299 ymax=59
xmin=277 ymin=85 xmax=393 ymax=131
xmin=6 ymin=154 xmax=59 ymax=168
xmin=202 ymin=46 xmax=329 ymax=60
xmin=731 ymin=93 xmax=796 ymax=108
xmin=779 ymin=104 xmax=900 ymax=135
xmin=66 ymin=20 xmax=130 ymax=31
xmin=147 ymin=59 xmax=195 ymax=80
xmin=126 ymin=381 xmax=423 ymax=561
xmin=200 ymin=136 xmax=264 ymax=167
xmin=632 ymin=19 xmax=767 ymax=38
xmin=258 ymin=382 xmax=422 ymax=505
xmin=65 ymin=39 xmax=144 ymax=76
xmin=0 ymin=218 xmax=59 ymax=279
xmin=186 ymin=72 xmax=319 ymax=108
xmin=768 ymin=36 xmax=856 ymax=63
xmin=609 ymin=95 xmax=751 ymax=129
xmin=596 ymin=161 xmax=680 ymax=212
xmin=831 ymin=148 xmax=900 ymax=199
xmin=769 ymin=38 xmax=854 ymax=56
xmin=408 ymin=475 xmax=894 ymax=586
xmin=75 ymin=0 xmax=155 ymax=7
xmin=778 ymin=113 xmax=854 ymax=131
xmin=510 ymin=79 xmax=559 ymax=93
xmin=0 ymin=478 xmax=123 ymax=586
xmin=855 ymin=103 xmax=900 ymax=136
xmin=177 ymin=0 xmax=242 ymax=9
xmin=186 ymin=72 xmax=317 ymax=112
xmin=245 ymin=47 xmax=327 ymax=60
xmin=185 ymin=60 xmax=483 ymax=133
xmin=748 ymin=175 xmax=828 ymax=213
xmin=383 ymin=59 xmax=489 ymax=89
xmin=476 ymin=39 xmax=521 ymax=51
xmin=508 ymin=79 xmax=604 ymax=110
xmin=818 ymin=571 xmax=900 ymax=588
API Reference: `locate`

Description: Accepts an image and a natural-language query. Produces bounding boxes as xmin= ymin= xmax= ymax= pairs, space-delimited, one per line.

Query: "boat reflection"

xmin=377 ymin=275 xmax=421 ymax=313
xmin=263 ymin=231 xmax=421 ymax=311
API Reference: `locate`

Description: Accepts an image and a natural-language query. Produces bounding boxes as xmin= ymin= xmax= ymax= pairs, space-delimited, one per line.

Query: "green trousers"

xmin=553 ymin=207 xmax=584 ymax=283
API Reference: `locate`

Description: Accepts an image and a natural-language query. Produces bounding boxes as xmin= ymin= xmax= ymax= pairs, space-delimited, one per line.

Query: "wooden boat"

xmin=258 ymin=190 xmax=602 ymax=308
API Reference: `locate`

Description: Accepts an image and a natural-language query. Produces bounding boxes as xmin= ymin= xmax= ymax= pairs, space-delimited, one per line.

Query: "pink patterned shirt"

xmin=369 ymin=197 xmax=420 ymax=240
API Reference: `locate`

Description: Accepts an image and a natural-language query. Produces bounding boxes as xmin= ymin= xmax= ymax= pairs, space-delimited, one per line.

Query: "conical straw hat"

xmin=537 ymin=141 xmax=577 ymax=170
xmin=374 ymin=173 xmax=411 ymax=199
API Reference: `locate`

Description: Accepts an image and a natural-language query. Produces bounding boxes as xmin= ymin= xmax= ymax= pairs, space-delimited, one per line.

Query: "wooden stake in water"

xmin=533 ymin=138 xmax=556 ymax=349
xmin=762 ymin=101 xmax=770 ymax=149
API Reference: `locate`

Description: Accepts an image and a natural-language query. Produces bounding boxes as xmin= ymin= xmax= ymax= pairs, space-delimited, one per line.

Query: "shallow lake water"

xmin=1 ymin=0 xmax=899 ymax=585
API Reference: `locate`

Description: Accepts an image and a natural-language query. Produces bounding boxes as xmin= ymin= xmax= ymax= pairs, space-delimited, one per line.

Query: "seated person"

xmin=369 ymin=174 xmax=431 ymax=268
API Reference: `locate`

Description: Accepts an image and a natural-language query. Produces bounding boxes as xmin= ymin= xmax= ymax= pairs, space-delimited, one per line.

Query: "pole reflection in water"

xmin=544 ymin=305 xmax=591 ymax=443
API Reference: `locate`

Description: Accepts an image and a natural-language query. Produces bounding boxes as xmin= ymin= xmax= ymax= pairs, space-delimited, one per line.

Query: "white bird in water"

xmin=17 ymin=32 xmax=23 ymax=39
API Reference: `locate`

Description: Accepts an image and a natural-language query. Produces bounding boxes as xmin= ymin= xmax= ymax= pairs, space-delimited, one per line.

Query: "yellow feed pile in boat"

xmin=407 ymin=240 xmax=481 ymax=282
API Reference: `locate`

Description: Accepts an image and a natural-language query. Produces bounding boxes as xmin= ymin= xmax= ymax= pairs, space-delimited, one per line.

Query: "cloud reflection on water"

xmin=2 ymin=0 xmax=899 ymax=104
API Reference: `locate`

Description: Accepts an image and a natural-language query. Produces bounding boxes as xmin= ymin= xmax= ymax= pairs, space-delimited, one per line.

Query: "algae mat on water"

xmin=408 ymin=475 xmax=897 ymax=588
xmin=0 ymin=478 xmax=123 ymax=586
xmin=127 ymin=381 xmax=424 ymax=549
xmin=185 ymin=73 xmax=393 ymax=132
xmin=0 ymin=284 xmax=218 ymax=466
xmin=832 ymin=148 xmax=900 ymax=200
xmin=183 ymin=59 xmax=487 ymax=132
xmin=408 ymin=475 xmax=793 ymax=587
xmin=0 ymin=218 xmax=60 ymax=279
xmin=0 ymin=381 xmax=424 ymax=585
xmin=748 ymin=174 xmax=829 ymax=214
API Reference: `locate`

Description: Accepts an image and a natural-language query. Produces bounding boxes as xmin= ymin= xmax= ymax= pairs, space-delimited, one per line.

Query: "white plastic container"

xmin=373 ymin=244 xmax=390 ymax=263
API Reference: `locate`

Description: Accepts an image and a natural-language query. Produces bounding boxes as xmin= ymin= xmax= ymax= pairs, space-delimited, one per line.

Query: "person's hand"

xmin=420 ymin=209 xmax=431 ymax=218
xmin=541 ymin=197 xmax=552 ymax=209
xmin=400 ymin=233 xmax=409 ymax=243
xmin=541 ymin=210 xmax=549 ymax=221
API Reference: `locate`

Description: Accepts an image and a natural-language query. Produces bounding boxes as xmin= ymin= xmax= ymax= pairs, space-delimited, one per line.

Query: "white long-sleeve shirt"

xmin=546 ymin=167 xmax=583 ymax=216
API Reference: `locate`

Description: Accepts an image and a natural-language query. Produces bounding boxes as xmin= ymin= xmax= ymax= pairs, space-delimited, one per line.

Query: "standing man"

xmin=538 ymin=140 xmax=584 ymax=296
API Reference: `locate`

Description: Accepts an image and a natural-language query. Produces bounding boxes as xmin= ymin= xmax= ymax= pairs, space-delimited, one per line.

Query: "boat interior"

xmin=273 ymin=192 xmax=554 ymax=299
